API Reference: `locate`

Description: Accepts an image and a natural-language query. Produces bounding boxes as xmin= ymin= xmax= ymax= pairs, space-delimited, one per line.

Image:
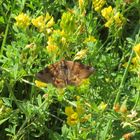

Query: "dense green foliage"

xmin=0 ymin=0 xmax=140 ymax=139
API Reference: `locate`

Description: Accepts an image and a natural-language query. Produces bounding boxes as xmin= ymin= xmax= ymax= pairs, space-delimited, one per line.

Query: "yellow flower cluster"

xmin=15 ymin=13 xmax=30 ymax=28
xmin=46 ymin=29 xmax=66 ymax=55
xmin=114 ymin=12 xmax=125 ymax=26
xmin=46 ymin=37 xmax=59 ymax=53
xmin=65 ymin=106 xmax=79 ymax=126
xmin=123 ymin=43 xmax=140 ymax=74
xmin=101 ymin=6 xmax=113 ymax=20
xmin=32 ymin=15 xmax=45 ymax=31
xmin=32 ymin=13 xmax=55 ymax=32
xmin=60 ymin=11 xmax=76 ymax=34
xmin=65 ymin=104 xmax=91 ymax=126
xmin=15 ymin=12 xmax=55 ymax=32
xmin=84 ymin=36 xmax=97 ymax=43
xmin=101 ymin=6 xmax=125 ymax=28
xmin=46 ymin=45 xmax=58 ymax=54
xmin=92 ymin=0 xmax=106 ymax=12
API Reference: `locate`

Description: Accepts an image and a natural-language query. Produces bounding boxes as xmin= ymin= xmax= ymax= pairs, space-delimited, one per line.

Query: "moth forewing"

xmin=36 ymin=67 xmax=53 ymax=83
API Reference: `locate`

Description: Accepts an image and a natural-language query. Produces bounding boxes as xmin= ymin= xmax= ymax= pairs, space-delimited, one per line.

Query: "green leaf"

xmin=0 ymin=16 xmax=5 ymax=24
xmin=0 ymin=118 xmax=9 ymax=125
xmin=2 ymin=97 xmax=12 ymax=107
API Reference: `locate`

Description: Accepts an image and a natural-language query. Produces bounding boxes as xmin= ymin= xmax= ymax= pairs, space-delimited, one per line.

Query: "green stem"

xmin=133 ymin=91 xmax=140 ymax=110
xmin=101 ymin=120 xmax=112 ymax=140
xmin=1 ymin=0 xmax=16 ymax=55
xmin=1 ymin=17 xmax=10 ymax=55
xmin=16 ymin=118 xmax=29 ymax=138
xmin=114 ymin=50 xmax=134 ymax=106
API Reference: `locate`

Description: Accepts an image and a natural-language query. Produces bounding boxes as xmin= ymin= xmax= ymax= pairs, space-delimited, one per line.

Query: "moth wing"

xmin=36 ymin=67 xmax=54 ymax=83
xmin=36 ymin=61 xmax=67 ymax=88
xmin=65 ymin=61 xmax=95 ymax=86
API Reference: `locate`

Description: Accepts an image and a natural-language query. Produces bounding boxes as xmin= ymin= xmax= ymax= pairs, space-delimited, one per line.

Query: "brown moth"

xmin=36 ymin=60 xmax=95 ymax=88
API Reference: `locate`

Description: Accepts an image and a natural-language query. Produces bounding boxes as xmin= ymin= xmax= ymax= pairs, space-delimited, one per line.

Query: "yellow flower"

xmin=132 ymin=57 xmax=137 ymax=64
xmin=45 ymin=12 xmax=51 ymax=22
xmin=74 ymin=49 xmax=87 ymax=60
xmin=32 ymin=15 xmax=45 ymax=32
xmin=104 ymin=18 xmax=113 ymax=27
xmin=133 ymin=43 xmax=140 ymax=57
xmin=77 ymin=79 xmax=90 ymax=92
xmin=123 ymin=56 xmax=139 ymax=69
xmin=79 ymin=0 xmax=84 ymax=10
xmin=46 ymin=45 xmax=58 ymax=53
xmin=65 ymin=106 xmax=75 ymax=116
xmin=60 ymin=11 xmax=76 ymax=34
xmin=76 ymin=96 xmax=80 ymax=100
xmin=122 ymin=62 xmax=128 ymax=68
xmin=131 ymin=57 xmax=138 ymax=65
xmin=31 ymin=13 xmax=53 ymax=32
xmin=53 ymin=29 xmax=62 ymax=34
xmin=119 ymin=99 xmax=127 ymax=114
xmin=98 ymin=102 xmax=107 ymax=111
xmin=46 ymin=36 xmax=59 ymax=53
xmin=47 ymin=36 xmax=54 ymax=45
xmin=84 ymin=36 xmax=96 ymax=43
xmin=46 ymin=28 xmax=53 ymax=34
xmin=35 ymin=80 xmax=47 ymax=88
xmin=101 ymin=6 xmax=125 ymax=28
xmin=60 ymin=30 xmax=65 ymax=36
xmin=61 ymin=37 xmax=67 ymax=45
xmin=81 ymin=114 xmax=91 ymax=122
xmin=46 ymin=17 xmax=55 ymax=28
xmin=92 ymin=0 xmax=106 ymax=12
xmin=67 ymin=112 xmax=79 ymax=126
xmin=25 ymin=43 xmax=36 ymax=49
xmin=79 ymin=78 xmax=90 ymax=86
xmin=76 ymin=104 xmax=84 ymax=115
xmin=65 ymin=105 xmax=89 ymax=125
xmin=65 ymin=106 xmax=79 ymax=125
xmin=15 ymin=13 xmax=30 ymax=28
xmin=101 ymin=6 xmax=113 ymax=20
xmin=114 ymin=12 xmax=125 ymax=26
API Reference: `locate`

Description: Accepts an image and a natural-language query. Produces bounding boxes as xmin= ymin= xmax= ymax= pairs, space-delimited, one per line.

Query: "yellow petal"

xmin=74 ymin=49 xmax=87 ymax=60
xmin=35 ymin=80 xmax=47 ymax=88
xmin=133 ymin=43 xmax=140 ymax=57
xmin=65 ymin=106 xmax=75 ymax=116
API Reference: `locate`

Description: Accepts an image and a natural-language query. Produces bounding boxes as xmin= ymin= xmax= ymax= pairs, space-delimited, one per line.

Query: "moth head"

xmin=77 ymin=64 xmax=95 ymax=79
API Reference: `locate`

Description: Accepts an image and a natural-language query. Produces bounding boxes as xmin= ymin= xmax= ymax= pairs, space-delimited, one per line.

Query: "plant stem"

xmin=133 ymin=91 xmax=140 ymax=110
xmin=101 ymin=120 xmax=112 ymax=140
xmin=1 ymin=17 xmax=10 ymax=55
xmin=1 ymin=0 xmax=16 ymax=55
xmin=114 ymin=50 xmax=134 ymax=106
